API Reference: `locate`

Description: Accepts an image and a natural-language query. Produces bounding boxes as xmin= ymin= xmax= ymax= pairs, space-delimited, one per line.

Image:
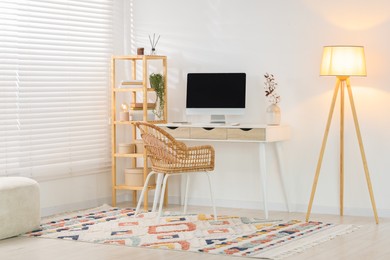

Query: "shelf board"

xmin=115 ymin=184 xmax=156 ymax=191
xmin=113 ymin=87 xmax=156 ymax=92
xmin=129 ymin=107 xmax=155 ymax=111
xmin=131 ymin=102 xmax=156 ymax=109
xmin=113 ymin=120 xmax=165 ymax=125
xmin=114 ymin=121 xmax=133 ymax=125
xmin=121 ymin=80 xmax=143 ymax=85
xmin=112 ymin=55 xmax=167 ymax=61
xmin=113 ymin=88 xmax=140 ymax=92
xmin=149 ymin=119 xmax=167 ymax=124
xmin=114 ymin=153 xmax=144 ymax=158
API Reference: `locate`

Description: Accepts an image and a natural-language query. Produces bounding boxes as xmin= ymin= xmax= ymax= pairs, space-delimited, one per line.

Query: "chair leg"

xmin=152 ymin=173 xmax=164 ymax=212
xmin=205 ymin=171 xmax=217 ymax=221
xmin=134 ymin=171 xmax=156 ymax=217
xmin=183 ymin=174 xmax=191 ymax=214
xmin=157 ymin=174 xmax=170 ymax=222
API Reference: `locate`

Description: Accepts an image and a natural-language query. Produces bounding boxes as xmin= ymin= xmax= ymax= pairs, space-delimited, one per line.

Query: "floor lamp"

xmin=305 ymin=45 xmax=379 ymax=224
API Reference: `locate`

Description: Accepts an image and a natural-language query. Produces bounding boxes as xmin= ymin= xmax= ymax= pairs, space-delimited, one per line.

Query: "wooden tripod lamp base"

xmin=305 ymin=46 xmax=379 ymax=224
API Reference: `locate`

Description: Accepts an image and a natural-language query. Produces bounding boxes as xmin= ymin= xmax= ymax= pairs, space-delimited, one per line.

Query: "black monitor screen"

xmin=186 ymin=73 xmax=246 ymax=108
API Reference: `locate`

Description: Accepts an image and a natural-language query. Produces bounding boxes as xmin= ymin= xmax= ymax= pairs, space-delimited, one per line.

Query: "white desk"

xmin=158 ymin=123 xmax=291 ymax=219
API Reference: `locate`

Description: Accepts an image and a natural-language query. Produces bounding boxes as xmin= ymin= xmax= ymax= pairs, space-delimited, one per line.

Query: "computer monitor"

xmin=186 ymin=73 xmax=246 ymax=123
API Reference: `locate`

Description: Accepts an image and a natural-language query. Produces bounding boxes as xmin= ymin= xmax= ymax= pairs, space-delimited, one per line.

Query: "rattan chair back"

xmin=135 ymin=122 xmax=215 ymax=174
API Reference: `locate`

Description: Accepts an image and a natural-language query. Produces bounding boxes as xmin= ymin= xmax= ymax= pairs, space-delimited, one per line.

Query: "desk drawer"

xmin=161 ymin=126 xmax=190 ymax=139
xmin=227 ymin=128 xmax=265 ymax=141
xmin=190 ymin=127 xmax=227 ymax=139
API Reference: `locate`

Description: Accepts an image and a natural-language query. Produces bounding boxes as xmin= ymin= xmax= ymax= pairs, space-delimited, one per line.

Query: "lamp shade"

xmin=320 ymin=45 xmax=367 ymax=76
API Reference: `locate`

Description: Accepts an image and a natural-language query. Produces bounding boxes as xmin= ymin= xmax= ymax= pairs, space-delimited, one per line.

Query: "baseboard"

xmin=166 ymin=196 xmax=289 ymax=212
xmin=169 ymin=196 xmax=390 ymax=218
xmin=293 ymin=203 xmax=390 ymax=218
xmin=41 ymin=195 xmax=390 ymax=219
xmin=41 ymin=195 xmax=122 ymax=217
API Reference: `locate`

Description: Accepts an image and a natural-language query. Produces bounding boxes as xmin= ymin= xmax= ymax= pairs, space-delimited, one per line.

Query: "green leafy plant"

xmin=149 ymin=73 xmax=165 ymax=119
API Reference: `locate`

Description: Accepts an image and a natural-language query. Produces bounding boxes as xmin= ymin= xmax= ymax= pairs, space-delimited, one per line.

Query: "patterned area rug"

xmin=25 ymin=205 xmax=357 ymax=259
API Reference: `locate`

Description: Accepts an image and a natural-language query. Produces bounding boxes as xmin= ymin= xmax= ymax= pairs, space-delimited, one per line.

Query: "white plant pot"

xmin=266 ymin=104 xmax=281 ymax=125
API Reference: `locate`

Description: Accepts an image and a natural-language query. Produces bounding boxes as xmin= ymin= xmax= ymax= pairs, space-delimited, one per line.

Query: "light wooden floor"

xmin=1 ymin=204 xmax=389 ymax=260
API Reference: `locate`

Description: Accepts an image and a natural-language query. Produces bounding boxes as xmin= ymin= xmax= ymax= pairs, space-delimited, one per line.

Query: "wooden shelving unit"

xmin=111 ymin=55 xmax=168 ymax=209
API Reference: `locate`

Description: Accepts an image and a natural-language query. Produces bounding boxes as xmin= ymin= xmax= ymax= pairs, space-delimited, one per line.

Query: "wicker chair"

xmin=134 ymin=121 xmax=217 ymax=221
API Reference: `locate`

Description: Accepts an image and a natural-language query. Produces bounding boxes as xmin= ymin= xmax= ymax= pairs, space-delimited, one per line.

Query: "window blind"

xmin=0 ymin=0 xmax=113 ymax=179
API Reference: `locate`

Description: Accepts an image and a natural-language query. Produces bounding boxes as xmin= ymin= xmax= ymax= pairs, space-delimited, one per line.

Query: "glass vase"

xmin=266 ymin=104 xmax=281 ymax=125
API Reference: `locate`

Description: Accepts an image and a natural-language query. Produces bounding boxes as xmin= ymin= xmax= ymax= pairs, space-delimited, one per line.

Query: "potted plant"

xmin=149 ymin=73 xmax=165 ymax=119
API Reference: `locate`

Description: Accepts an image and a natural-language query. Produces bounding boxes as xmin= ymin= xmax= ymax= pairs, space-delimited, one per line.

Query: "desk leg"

xmin=275 ymin=142 xmax=290 ymax=212
xmin=259 ymin=143 xmax=268 ymax=219
xmin=180 ymin=175 xmax=185 ymax=206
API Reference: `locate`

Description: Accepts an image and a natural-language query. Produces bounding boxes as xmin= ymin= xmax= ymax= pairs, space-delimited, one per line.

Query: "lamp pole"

xmin=305 ymin=76 xmax=379 ymax=224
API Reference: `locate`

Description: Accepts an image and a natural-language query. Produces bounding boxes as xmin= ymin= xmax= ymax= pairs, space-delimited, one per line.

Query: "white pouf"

xmin=0 ymin=177 xmax=40 ymax=240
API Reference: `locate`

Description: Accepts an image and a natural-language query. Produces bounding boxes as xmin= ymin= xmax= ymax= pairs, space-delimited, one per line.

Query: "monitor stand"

xmin=210 ymin=115 xmax=226 ymax=124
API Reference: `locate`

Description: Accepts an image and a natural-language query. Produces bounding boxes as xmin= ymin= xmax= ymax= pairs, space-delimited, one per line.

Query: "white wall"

xmin=124 ymin=0 xmax=390 ymax=218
